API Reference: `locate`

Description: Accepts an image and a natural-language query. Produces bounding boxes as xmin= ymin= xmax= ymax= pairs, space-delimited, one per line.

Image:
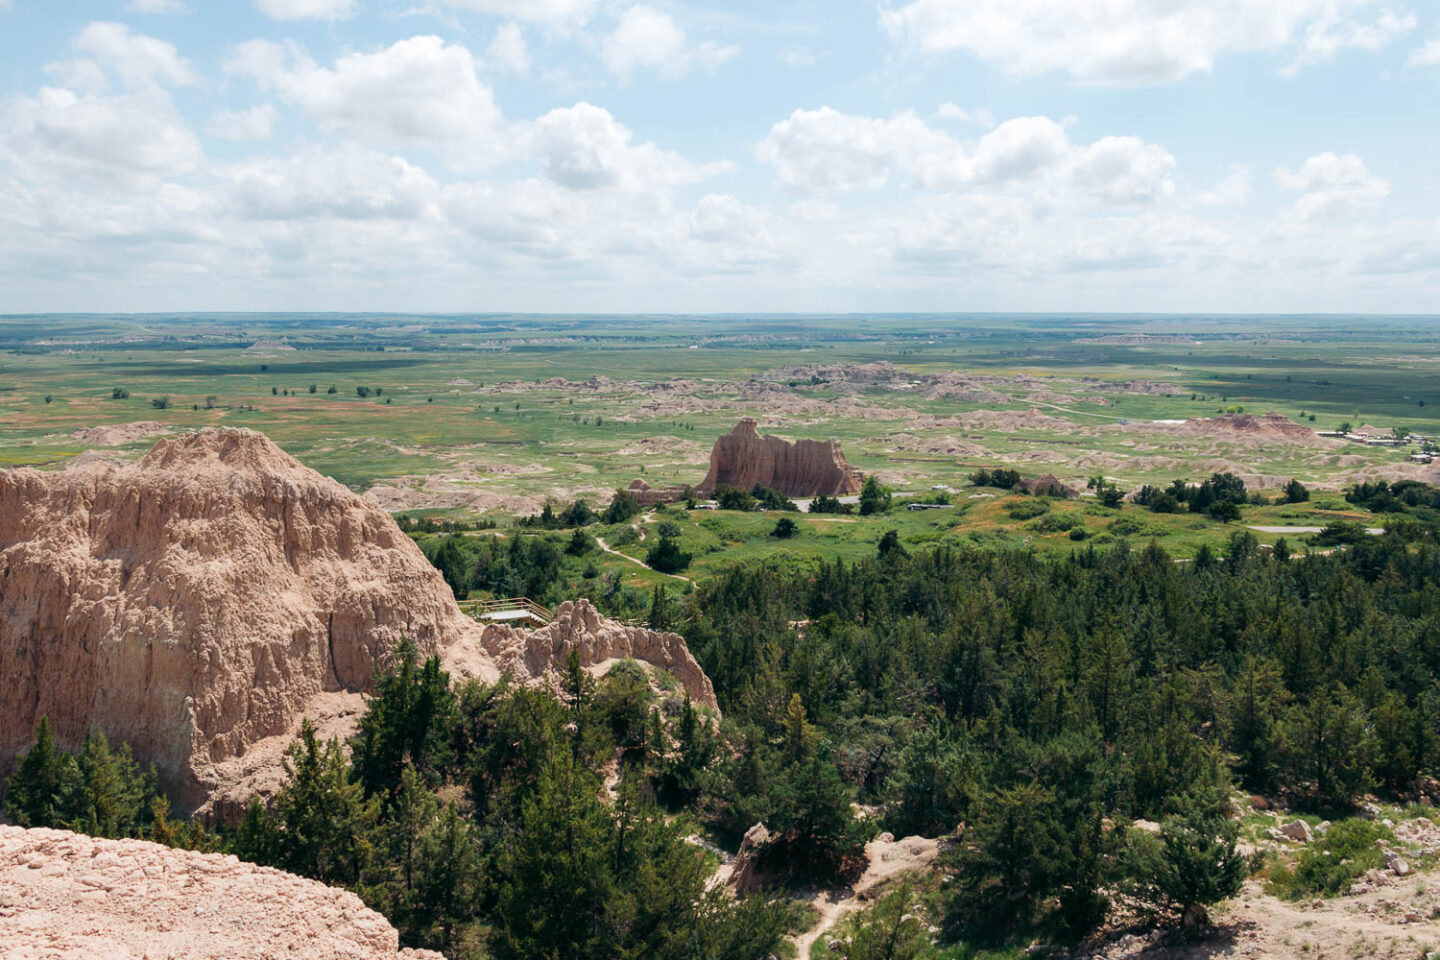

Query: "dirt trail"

xmin=595 ymin=537 xmax=694 ymax=584
xmin=792 ymin=835 xmax=940 ymax=958
xmin=1094 ymin=875 xmax=1440 ymax=959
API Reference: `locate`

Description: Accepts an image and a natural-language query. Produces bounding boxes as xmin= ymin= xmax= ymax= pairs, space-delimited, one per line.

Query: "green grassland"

xmin=2 ymin=312 xmax=1437 ymax=579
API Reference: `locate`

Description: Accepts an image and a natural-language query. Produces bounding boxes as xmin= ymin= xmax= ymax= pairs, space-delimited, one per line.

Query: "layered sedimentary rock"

xmin=0 ymin=428 xmax=716 ymax=814
xmin=697 ymin=419 xmax=863 ymax=498
xmin=624 ymin=477 xmax=688 ymax=507
xmin=485 ymin=599 xmax=717 ymax=710
xmin=0 ymin=826 xmax=442 ymax=960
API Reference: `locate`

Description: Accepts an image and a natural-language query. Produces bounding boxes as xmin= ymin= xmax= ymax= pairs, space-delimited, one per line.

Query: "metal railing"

xmin=458 ymin=597 xmax=556 ymax=625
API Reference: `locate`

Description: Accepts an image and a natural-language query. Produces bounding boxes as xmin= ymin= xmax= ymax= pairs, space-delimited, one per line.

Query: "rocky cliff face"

xmin=697 ymin=418 xmax=863 ymax=498
xmin=0 ymin=428 xmax=716 ymax=814
xmin=0 ymin=826 xmax=442 ymax=959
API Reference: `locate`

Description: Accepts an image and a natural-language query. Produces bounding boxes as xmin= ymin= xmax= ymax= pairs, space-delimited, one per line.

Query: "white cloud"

xmin=1068 ymin=136 xmax=1177 ymax=205
xmin=757 ymin=108 xmax=937 ymax=193
xmin=227 ymin=36 xmax=503 ymax=156
xmin=66 ymin=21 xmax=197 ymax=89
xmin=934 ymin=103 xmax=995 ymax=127
xmin=758 ymin=108 xmax=1174 ymax=204
xmin=1410 ymin=37 xmax=1440 ymax=65
xmin=880 ymin=0 xmax=1408 ymax=84
xmin=779 ymin=46 xmax=816 ymax=69
xmin=1198 ymin=165 xmax=1252 ymax=206
xmin=254 ymin=0 xmax=356 ymax=21
xmin=1276 ymin=151 xmax=1390 ymax=219
xmin=3 ymin=86 xmax=202 ymax=188
xmin=488 ymin=22 xmax=529 ymax=73
xmin=602 ymin=5 xmax=738 ymax=79
xmin=225 ymin=146 xmax=441 ymax=221
xmin=1283 ymin=9 xmax=1415 ymax=75
xmin=125 ymin=0 xmax=188 ymax=12
xmin=437 ymin=0 xmax=595 ymax=27
xmin=527 ymin=101 xmax=729 ymax=190
xmin=206 ymin=104 xmax=278 ymax=141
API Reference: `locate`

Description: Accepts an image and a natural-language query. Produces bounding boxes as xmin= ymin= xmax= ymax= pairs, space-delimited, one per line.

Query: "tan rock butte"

xmin=697 ymin=418 xmax=863 ymax=498
xmin=0 ymin=428 xmax=716 ymax=816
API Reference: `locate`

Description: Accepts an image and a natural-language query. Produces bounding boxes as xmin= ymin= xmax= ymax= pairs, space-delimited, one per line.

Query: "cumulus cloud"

xmin=527 ymin=102 xmax=729 ymax=190
xmin=206 ymin=104 xmax=278 ymax=141
xmin=1410 ymin=37 xmax=1440 ymax=65
xmin=3 ymin=86 xmax=203 ymax=188
xmin=1276 ymin=152 xmax=1390 ymax=219
xmin=488 ymin=22 xmax=529 ymax=73
xmin=934 ymin=103 xmax=995 ymax=127
xmin=757 ymin=108 xmax=939 ymax=193
xmin=437 ymin=0 xmax=595 ymax=27
xmin=253 ymin=0 xmax=356 ymax=21
xmin=61 ymin=21 xmax=197 ymax=89
xmin=758 ymin=108 xmax=1174 ymax=204
xmin=125 ymin=0 xmax=188 ymax=12
xmin=225 ymin=145 xmax=441 ymax=221
xmin=1283 ymin=8 xmax=1415 ymax=75
xmin=880 ymin=0 xmax=1410 ymax=84
xmin=602 ymin=5 xmax=738 ymax=79
xmin=1198 ymin=165 xmax=1253 ymax=206
xmin=227 ymin=36 xmax=503 ymax=157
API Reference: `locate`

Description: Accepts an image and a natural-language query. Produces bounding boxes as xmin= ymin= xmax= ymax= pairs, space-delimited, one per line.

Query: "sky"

xmin=1 ymin=0 xmax=1438 ymax=315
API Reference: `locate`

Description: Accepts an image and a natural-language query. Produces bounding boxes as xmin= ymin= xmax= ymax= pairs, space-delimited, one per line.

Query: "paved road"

xmin=1247 ymin=525 xmax=1385 ymax=535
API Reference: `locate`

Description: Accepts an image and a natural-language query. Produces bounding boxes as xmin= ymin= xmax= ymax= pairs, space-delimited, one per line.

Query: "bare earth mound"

xmin=0 ymin=826 xmax=441 ymax=960
xmin=697 ymin=418 xmax=863 ymax=497
xmin=1118 ymin=412 xmax=1334 ymax=447
xmin=0 ymin=428 xmax=716 ymax=815
xmin=70 ymin=420 xmax=170 ymax=446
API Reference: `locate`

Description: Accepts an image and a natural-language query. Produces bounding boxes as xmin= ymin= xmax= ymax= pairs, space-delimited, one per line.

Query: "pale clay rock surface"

xmin=0 ymin=826 xmax=443 ymax=960
xmin=0 ymin=428 xmax=716 ymax=816
xmin=697 ymin=418 xmax=863 ymax=498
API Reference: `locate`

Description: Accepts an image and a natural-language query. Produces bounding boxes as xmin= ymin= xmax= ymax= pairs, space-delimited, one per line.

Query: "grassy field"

xmin=2 ymin=312 xmax=1437 ymax=578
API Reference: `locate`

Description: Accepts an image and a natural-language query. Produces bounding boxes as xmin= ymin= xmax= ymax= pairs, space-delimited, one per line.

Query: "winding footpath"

xmin=594 ymin=536 xmax=695 ymax=584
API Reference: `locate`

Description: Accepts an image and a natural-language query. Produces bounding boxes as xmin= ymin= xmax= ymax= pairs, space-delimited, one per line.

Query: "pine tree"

xmin=4 ymin=716 xmax=82 ymax=828
xmin=353 ymin=640 xmax=457 ymax=800
xmin=412 ymin=803 xmax=483 ymax=953
xmin=1128 ymin=789 xmax=1246 ymax=928
xmin=647 ymin=584 xmax=671 ymax=631
xmin=272 ymin=720 xmax=380 ymax=886
xmin=73 ymin=727 xmax=157 ymax=839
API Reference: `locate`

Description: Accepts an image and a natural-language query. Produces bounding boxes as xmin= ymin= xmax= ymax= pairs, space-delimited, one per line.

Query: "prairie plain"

xmin=3 ymin=312 xmax=1438 ymax=584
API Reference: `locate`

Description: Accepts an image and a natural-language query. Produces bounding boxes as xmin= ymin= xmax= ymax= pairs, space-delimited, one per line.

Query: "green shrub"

xmin=1030 ymin=512 xmax=1078 ymax=533
xmin=1008 ymin=500 xmax=1050 ymax=521
xmin=1271 ymin=819 xmax=1391 ymax=899
xmin=1110 ymin=515 xmax=1161 ymax=538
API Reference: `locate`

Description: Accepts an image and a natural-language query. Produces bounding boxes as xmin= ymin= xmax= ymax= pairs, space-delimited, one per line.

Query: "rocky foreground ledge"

xmin=0 ymin=825 xmax=442 ymax=959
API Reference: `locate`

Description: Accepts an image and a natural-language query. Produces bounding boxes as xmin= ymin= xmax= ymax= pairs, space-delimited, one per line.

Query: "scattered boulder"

xmin=1279 ymin=820 xmax=1313 ymax=843
xmin=1384 ymin=850 xmax=1412 ymax=876
xmin=0 ymin=826 xmax=441 ymax=959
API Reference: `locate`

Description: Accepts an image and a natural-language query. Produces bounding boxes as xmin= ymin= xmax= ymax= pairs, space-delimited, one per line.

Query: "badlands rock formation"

xmin=486 ymin=599 xmax=716 ymax=710
xmin=0 ymin=826 xmax=441 ymax=960
xmin=697 ymin=418 xmax=863 ymax=498
xmin=0 ymin=428 xmax=715 ymax=815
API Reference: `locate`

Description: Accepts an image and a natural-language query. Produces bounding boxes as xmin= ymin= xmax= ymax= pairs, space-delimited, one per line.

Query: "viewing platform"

xmin=458 ymin=597 xmax=555 ymax=627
